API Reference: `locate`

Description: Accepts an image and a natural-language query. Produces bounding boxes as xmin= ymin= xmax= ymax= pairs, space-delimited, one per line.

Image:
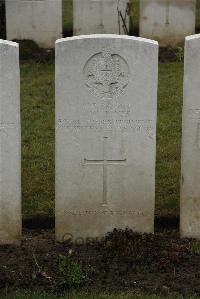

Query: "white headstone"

xmin=73 ymin=0 xmax=129 ymax=35
xmin=5 ymin=0 xmax=62 ymax=48
xmin=0 ymin=40 xmax=21 ymax=245
xmin=55 ymin=35 xmax=158 ymax=241
xmin=140 ymin=0 xmax=196 ymax=47
xmin=180 ymin=34 xmax=200 ymax=239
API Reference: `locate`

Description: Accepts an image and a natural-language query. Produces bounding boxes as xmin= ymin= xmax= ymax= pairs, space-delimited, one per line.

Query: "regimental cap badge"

xmin=84 ymin=47 xmax=130 ymax=99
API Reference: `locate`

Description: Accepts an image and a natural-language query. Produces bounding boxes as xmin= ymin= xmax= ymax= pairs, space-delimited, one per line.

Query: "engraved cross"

xmin=99 ymin=64 xmax=114 ymax=93
xmin=84 ymin=137 xmax=126 ymax=206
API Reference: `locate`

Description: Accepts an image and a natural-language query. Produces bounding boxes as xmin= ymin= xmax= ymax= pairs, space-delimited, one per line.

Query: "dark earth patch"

xmin=159 ymin=47 xmax=183 ymax=63
xmin=0 ymin=228 xmax=200 ymax=297
xmin=13 ymin=40 xmax=55 ymax=62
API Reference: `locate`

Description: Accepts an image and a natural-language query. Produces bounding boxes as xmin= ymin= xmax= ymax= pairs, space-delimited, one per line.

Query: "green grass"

xmin=20 ymin=60 xmax=183 ymax=219
xmin=0 ymin=293 xmax=200 ymax=299
xmin=130 ymin=0 xmax=140 ymax=36
xmin=156 ymin=62 xmax=183 ymax=218
xmin=21 ymin=61 xmax=55 ymax=218
xmin=63 ymin=0 xmax=73 ymax=35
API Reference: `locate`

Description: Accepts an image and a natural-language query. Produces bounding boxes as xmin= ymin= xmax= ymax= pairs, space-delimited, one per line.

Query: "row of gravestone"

xmin=4 ymin=0 xmax=197 ymax=48
xmin=0 ymin=33 xmax=199 ymax=245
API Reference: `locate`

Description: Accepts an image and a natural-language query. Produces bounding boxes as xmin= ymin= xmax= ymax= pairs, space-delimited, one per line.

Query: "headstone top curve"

xmin=185 ymin=34 xmax=200 ymax=42
xmin=0 ymin=39 xmax=18 ymax=48
xmin=55 ymin=34 xmax=158 ymax=46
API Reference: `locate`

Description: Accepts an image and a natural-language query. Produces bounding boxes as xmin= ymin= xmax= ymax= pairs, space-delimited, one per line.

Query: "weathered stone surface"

xmin=55 ymin=35 xmax=158 ymax=242
xmin=73 ymin=0 xmax=129 ymax=35
xmin=5 ymin=0 xmax=62 ymax=48
xmin=0 ymin=40 xmax=21 ymax=245
xmin=140 ymin=0 xmax=196 ymax=47
xmin=181 ymin=34 xmax=200 ymax=239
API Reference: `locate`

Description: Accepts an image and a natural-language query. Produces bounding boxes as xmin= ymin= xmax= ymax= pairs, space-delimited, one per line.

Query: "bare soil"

xmin=0 ymin=224 xmax=200 ymax=296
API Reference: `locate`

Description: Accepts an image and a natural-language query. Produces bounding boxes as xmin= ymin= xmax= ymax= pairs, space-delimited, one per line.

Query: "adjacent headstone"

xmin=55 ymin=35 xmax=158 ymax=241
xmin=73 ymin=0 xmax=129 ymax=35
xmin=180 ymin=34 xmax=200 ymax=239
xmin=140 ymin=0 xmax=196 ymax=47
xmin=0 ymin=40 xmax=21 ymax=245
xmin=5 ymin=0 xmax=62 ymax=48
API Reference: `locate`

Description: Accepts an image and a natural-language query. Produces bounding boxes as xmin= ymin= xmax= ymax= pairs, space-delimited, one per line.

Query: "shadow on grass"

xmin=22 ymin=215 xmax=179 ymax=231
